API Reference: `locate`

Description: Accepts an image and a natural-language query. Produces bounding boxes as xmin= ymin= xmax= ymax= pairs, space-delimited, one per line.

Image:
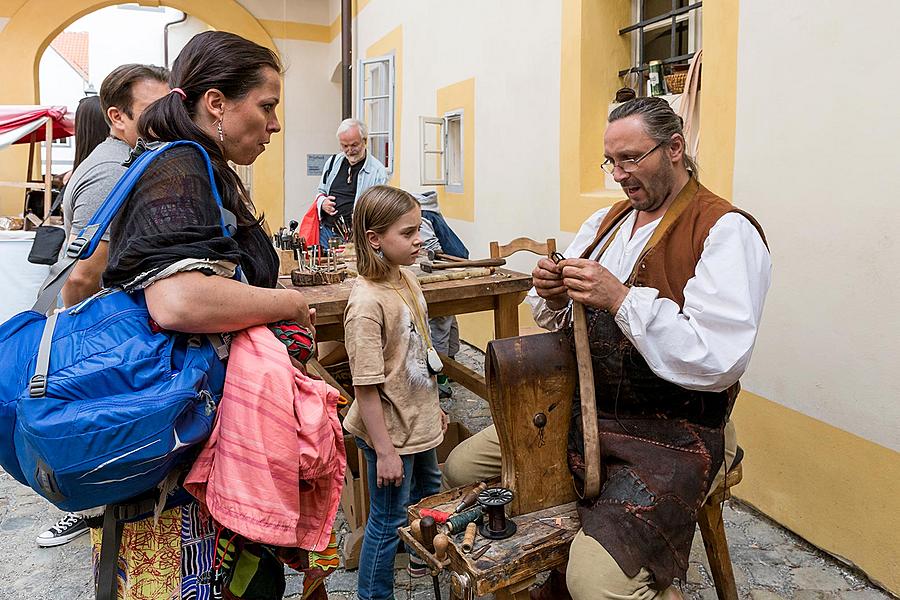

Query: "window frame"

xmin=418 ymin=110 xmax=464 ymax=191
xmin=619 ymin=0 xmax=702 ymax=90
xmin=358 ymin=54 xmax=395 ymax=173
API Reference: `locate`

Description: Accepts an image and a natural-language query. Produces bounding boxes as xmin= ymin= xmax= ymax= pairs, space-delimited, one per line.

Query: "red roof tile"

xmin=50 ymin=31 xmax=89 ymax=81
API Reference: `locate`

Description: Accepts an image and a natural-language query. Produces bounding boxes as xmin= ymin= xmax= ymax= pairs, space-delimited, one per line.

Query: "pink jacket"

xmin=185 ymin=325 xmax=345 ymax=552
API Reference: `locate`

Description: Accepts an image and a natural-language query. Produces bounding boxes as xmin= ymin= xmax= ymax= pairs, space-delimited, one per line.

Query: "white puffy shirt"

xmin=525 ymin=206 xmax=772 ymax=393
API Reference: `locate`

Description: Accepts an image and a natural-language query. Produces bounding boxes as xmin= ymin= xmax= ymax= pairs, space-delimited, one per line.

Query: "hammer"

xmin=420 ymin=258 xmax=506 ymax=273
xmin=426 ymin=249 xmax=467 ymax=263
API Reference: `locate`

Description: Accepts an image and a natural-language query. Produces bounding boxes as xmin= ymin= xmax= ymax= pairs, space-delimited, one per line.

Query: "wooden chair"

xmin=489 ymin=237 xmax=557 ymax=260
xmin=400 ymin=332 xmax=744 ymax=599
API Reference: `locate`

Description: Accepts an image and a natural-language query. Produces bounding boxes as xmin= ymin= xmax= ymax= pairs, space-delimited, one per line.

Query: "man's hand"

xmin=322 ymin=196 xmax=337 ymax=216
xmin=532 ymin=257 xmax=569 ymax=310
xmin=376 ymin=448 xmax=404 ymax=488
xmin=560 ymin=258 xmax=630 ymax=314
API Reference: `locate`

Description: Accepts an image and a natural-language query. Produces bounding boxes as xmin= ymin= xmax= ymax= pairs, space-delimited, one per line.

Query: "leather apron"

xmin=565 ymin=196 xmax=737 ymax=589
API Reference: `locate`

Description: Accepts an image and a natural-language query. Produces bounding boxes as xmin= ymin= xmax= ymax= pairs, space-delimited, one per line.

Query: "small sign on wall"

xmin=307 ymin=154 xmax=331 ymax=177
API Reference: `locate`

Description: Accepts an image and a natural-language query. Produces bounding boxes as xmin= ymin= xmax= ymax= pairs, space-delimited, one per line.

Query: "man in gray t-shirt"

xmin=58 ymin=65 xmax=168 ymax=308
xmin=37 ymin=64 xmax=168 ymax=550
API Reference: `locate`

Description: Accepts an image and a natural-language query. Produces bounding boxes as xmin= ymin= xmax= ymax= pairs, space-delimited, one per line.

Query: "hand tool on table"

xmin=461 ymin=522 xmax=478 ymax=553
xmin=453 ymin=482 xmax=488 ymax=514
xmin=550 ymin=250 xmax=601 ymax=499
xmin=426 ymin=249 xmax=467 ymax=263
xmin=419 ymin=258 xmax=506 ymax=273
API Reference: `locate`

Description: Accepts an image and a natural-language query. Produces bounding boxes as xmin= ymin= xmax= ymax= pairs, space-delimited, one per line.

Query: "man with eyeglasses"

xmin=314 ymin=118 xmax=388 ymax=246
xmin=443 ymin=97 xmax=772 ymax=600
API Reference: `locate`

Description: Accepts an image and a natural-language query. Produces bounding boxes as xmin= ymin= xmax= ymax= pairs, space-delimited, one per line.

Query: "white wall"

xmin=37 ymin=48 xmax=84 ymax=171
xmin=732 ymin=0 xmax=900 ymax=451
xmin=277 ymin=37 xmax=342 ymax=222
xmin=353 ymin=0 xmax=562 ymax=271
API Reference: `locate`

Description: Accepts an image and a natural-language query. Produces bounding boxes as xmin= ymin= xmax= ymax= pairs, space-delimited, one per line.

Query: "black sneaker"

xmin=36 ymin=513 xmax=89 ymax=547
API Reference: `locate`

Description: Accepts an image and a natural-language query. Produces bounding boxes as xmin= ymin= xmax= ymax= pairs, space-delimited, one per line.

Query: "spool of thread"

xmin=462 ymin=522 xmax=477 ymax=553
xmin=410 ymin=519 xmax=423 ymax=543
xmin=420 ymin=516 xmax=437 ymax=552
xmin=454 ymin=482 xmax=488 ymax=513
xmin=434 ymin=533 xmax=449 ymax=562
xmin=446 ymin=507 xmax=484 ymax=534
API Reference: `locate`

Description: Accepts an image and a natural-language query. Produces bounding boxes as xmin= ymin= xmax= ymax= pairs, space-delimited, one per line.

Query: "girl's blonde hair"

xmin=352 ymin=185 xmax=419 ymax=281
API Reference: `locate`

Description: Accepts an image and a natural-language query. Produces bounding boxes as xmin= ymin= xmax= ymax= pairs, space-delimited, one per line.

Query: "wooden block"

xmin=278 ymin=249 xmax=298 ymax=275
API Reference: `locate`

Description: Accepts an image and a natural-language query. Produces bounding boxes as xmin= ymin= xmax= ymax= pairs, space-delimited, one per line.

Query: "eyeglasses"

xmin=601 ymin=141 xmax=663 ymax=175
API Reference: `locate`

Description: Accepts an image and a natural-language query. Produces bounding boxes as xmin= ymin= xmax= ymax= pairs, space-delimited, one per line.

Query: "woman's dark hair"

xmin=72 ymin=95 xmax=108 ymax=170
xmin=137 ymin=31 xmax=282 ymax=226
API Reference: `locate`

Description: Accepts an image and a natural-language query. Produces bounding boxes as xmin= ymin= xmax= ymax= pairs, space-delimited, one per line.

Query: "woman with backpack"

xmin=92 ymin=31 xmax=334 ymax=600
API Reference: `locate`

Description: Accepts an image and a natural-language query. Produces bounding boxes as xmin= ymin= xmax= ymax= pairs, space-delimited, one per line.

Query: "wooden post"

xmin=43 ymin=119 xmax=53 ymax=219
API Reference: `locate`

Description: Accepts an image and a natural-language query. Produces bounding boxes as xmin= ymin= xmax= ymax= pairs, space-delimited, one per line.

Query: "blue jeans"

xmin=355 ymin=438 xmax=442 ymax=600
xmin=319 ymin=222 xmax=336 ymax=248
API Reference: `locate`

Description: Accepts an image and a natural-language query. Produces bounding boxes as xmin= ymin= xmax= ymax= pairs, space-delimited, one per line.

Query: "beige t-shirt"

xmin=343 ymin=268 xmax=443 ymax=455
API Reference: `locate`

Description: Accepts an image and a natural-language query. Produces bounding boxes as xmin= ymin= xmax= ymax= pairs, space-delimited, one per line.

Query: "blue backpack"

xmin=0 ymin=141 xmax=232 ymax=513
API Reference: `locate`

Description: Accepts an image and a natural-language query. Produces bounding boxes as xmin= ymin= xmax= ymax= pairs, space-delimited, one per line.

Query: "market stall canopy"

xmin=0 ymin=106 xmax=74 ymax=151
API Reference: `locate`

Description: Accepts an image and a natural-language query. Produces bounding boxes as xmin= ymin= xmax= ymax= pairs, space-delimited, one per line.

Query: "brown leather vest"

xmin=577 ymin=177 xmax=767 ymax=416
xmin=581 ymin=177 xmax=767 ymax=308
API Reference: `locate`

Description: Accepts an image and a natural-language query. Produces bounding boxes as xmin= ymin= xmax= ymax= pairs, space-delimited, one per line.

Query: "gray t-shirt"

xmin=62 ymin=137 xmax=131 ymax=241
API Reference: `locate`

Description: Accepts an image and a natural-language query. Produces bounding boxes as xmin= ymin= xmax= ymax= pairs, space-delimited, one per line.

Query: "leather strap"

xmin=572 ymin=301 xmax=601 ymax=500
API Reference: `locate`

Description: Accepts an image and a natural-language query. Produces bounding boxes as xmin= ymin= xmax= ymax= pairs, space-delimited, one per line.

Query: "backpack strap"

xmin=29 ymin=141 xmax=240 ymax=396
xmin=96 ymin=499 xmax=158 ymax=600
xmin=323 ymin=153 xmax=337 ymax=183
xmin=32 ymin=141 xmax=234 ymax=316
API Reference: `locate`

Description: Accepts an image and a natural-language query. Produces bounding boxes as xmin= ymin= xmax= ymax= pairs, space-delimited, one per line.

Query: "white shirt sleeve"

xmin=525 ymin=207 xmax=612 ymax=331
xmin=613 ymin=212 xmax=772 ymax=392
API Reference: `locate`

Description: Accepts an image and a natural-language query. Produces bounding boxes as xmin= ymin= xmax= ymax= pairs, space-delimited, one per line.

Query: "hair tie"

xmin=170 ymin=87 xmax=187 ymax=100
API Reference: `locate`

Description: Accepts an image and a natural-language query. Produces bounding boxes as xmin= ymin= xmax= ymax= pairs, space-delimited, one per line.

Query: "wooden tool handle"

xmin=572 ymin=302 xmax=601 ymax=499
xmin=462 ymin=522 xmax=477 ymax=553
xmin=455 ymin=481 xmax=487 ymax=513
xmin=410 ymin=518 xmax=423 ymax=543
xmin=420 ymin=516 xmax=437 ymax=552
xmin=433 ymin=533 xmax=449 ymax=561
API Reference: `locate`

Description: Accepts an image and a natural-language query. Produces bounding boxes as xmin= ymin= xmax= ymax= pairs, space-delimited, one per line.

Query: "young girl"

xmin=343 ymin=185 xmax=448 ymax=600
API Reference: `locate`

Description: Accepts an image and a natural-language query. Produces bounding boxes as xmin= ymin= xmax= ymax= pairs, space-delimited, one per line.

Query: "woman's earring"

xmin=374 ymin=247 xmax=384 ymax=258
xmin=216 ymin=120 xmax=224 ymax=142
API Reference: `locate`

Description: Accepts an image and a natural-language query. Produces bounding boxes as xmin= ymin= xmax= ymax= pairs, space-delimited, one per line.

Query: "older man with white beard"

xmin=315 ymin=118 xmax=388 ymax=246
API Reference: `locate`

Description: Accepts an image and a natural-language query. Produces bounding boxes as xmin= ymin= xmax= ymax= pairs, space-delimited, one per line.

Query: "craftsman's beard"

xmin=622 ymin=162 xmax=675 ymax=213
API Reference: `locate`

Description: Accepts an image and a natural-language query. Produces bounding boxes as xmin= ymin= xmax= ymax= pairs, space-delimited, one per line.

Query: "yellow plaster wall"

xmin=559 ymin=0 xmax=630 ymax=233
xmin=696 ymin=0 xmax=738 ymax=199
xmin=365 ymin=25 xmax=402 ymax=187
xmin=435 ymin=77 xmax=475 ymax=222
xmin=0 ymin=0 xmax=284 ymax=222
xmin=733 ymin=392 xmax=900 ymax=592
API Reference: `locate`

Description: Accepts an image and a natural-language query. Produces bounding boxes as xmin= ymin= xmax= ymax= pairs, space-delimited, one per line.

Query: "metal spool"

xmin=476 ymin=486 xmax=517 ymax=540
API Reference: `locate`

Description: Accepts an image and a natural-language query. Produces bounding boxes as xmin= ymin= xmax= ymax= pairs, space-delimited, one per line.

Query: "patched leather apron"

xmin=565 ymin=199 xmax=736 ymax=589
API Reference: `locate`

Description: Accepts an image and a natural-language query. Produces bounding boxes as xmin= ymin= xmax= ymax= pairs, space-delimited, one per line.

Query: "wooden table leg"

xmin=494 ymin=292 xmax=525 ymax=339
xmin=495 ymin=576 xmax=537 ymax=599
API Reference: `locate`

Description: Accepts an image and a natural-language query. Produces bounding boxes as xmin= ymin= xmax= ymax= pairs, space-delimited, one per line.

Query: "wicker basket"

xmin=665 ymin=71 xmax=687 ymax=94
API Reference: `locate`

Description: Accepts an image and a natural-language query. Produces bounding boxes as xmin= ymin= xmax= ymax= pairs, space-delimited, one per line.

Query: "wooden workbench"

xmin=285 ymin=267 xmax=533 ymax=399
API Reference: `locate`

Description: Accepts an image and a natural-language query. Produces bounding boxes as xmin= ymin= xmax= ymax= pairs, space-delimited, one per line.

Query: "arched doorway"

xmin=0 ymin=0 xmax=285 ymax=222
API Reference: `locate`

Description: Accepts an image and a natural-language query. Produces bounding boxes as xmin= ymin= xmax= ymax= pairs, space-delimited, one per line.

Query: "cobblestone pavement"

xmin=0 ymin=343 xmax=893 ymax=600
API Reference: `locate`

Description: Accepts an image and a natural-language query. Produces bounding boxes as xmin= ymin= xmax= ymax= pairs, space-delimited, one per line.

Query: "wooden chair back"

xmin=485 ymin=331 xmax=578 ymax=516
xmin=490 ymin=237 xmax=557 ymax=260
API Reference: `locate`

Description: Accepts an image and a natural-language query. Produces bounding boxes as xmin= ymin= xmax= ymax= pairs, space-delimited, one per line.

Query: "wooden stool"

xmin=697 ymin=448 xmax=744 ymax=600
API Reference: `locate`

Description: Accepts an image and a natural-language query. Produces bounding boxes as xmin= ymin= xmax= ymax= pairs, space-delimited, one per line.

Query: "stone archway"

xmin=0 ymin=0 xmax=284 ymax=221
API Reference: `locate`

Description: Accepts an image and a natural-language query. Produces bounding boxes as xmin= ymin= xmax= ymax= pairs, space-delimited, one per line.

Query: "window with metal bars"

xmin=619 ymin=0 xmax=702 ymax=95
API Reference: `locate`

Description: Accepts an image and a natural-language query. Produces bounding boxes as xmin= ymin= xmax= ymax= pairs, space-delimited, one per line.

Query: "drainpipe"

xmin=342 ymin=0 xmax=352 ymax=119
xmin=163 ymin=11 xmax=188 ymax=69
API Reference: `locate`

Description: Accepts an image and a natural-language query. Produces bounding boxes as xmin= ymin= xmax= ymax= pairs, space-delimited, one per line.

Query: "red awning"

xmin=0 ymin=105 xmax=75 ymax=148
